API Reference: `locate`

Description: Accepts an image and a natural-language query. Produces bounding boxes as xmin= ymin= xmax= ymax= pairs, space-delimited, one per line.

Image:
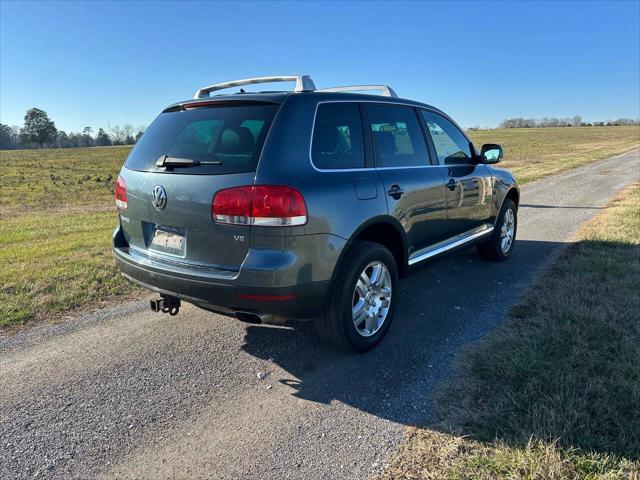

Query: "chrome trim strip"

xmin=309 ymin=164 xmax=479 ymax=173
xmin=122 ymin=246 xmax=240 ymax=280
xmin=408 ymin=225 xmax=494 ymax=266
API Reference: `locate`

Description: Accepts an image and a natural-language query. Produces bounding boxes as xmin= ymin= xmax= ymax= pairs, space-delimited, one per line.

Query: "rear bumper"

xmin=112 ymin=227 xmax=341 ymax=320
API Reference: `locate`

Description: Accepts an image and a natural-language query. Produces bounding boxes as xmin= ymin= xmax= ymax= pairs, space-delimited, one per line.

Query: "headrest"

xmin=314 ymin=124 xmax=339 ymax=154
xmin=374 ymin=131 xmax=396 ymax=157
xmin=219 ymin=126 xmax=255 ymax=154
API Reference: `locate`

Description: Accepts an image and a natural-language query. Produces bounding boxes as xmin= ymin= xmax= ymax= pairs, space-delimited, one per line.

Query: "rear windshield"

xmin=125 ymin=103 xmax=279 ymax=174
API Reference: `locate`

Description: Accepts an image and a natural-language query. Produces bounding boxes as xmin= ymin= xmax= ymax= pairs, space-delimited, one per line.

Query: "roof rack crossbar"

xmin=193 ymin=75 xmax=316 ymax=99
xmin=316 ymin=84 xmax=398 ymax=98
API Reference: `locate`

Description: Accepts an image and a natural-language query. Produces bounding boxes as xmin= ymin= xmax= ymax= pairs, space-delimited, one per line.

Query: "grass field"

xmin=468 ymin=125 xmax=640 ymax=183
xmin=378 ymin=183 xmax=640 ymax=479
xmin=0 ymin=146 xmax=137 ymax=328
xmin=0 ymin=145 xmax=132 ymax=214
xmin=0 ymin=126 xmax=638 ymax=329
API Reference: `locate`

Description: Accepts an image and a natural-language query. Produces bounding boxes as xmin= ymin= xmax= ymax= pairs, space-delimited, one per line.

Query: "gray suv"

xmin=113 ymin=75 xmax=519 ymax=351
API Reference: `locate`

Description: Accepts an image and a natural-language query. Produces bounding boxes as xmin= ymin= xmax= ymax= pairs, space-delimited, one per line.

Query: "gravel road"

xmin=1 ymin=149 xmax=638 ymax=480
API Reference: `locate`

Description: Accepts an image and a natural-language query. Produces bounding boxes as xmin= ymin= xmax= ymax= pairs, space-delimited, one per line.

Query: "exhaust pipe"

xmin=235 ymin=312 xmax=262 ymax=324
xmin=150 ymin=295 xmax=181 ymax=316
xmin=234 ymin=312 xmax=288 ymax=324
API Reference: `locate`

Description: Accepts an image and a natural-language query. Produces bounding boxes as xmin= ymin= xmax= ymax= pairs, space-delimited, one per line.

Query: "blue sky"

xmin=1 ymin=0 xmax=639 ymax=132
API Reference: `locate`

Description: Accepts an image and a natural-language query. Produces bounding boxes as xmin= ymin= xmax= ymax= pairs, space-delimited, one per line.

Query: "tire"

xmin=315 ymin=241 xmax=399 ymax=352
xmin=477 ymin=198 xmax=517 ymax=261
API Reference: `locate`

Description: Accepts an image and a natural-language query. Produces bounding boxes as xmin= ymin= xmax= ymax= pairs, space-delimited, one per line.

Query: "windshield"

xmin=125 ymin=103 xmax=279 ymax=174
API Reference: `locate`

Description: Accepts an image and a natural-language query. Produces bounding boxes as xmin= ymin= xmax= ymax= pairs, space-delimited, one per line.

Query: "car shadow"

xmin=241 ymin=238 xmax=568 ymax=428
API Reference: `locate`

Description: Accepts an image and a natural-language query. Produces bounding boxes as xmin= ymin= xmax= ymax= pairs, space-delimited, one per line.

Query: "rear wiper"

xmin=156 ymin=155 xmax=223 ymax=168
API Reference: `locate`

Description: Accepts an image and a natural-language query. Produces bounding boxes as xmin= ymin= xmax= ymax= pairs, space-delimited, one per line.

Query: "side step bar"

xmin=408 ymin=224 xmax=494 ymax=266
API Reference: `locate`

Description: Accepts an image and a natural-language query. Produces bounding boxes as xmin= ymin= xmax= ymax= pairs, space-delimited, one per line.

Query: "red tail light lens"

xmin=212 ymin=185 xmax=307 ymax=226
xmin=114 ymin=175 xmax=127 ymax=210
xmin=212 ymin=186 xmax=253 ymax=225
xmin=251 ymin=185 xmax=307 ymax=225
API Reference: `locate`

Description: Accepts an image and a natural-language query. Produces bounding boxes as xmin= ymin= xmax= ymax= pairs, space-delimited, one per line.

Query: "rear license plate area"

xmin=149 ymin=225 xmax=186 ymax=256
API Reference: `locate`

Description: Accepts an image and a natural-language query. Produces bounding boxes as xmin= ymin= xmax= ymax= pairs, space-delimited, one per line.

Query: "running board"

xmin=408 ymin=225 xmax=494 ymax=266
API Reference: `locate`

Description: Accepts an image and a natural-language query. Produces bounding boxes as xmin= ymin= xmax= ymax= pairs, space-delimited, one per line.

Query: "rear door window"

xmin=311 ymin=103 xmax=365 ymax=169
xmin=366 ymin=104 xmax=430 ymax=168
xmin=125 ymin=103 xmax=279 ymax=174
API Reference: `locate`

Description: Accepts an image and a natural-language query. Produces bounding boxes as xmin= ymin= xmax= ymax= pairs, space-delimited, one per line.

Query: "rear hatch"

xmin=116 ymin=100 xmax=280 ymax=271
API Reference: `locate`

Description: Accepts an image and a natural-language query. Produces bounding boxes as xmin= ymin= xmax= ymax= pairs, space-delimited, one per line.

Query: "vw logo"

xmin=151 ymin=185 xmax=167 ymax=210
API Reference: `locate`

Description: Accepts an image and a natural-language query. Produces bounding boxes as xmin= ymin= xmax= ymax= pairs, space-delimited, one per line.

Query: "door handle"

xmin=387 ymin=184 xmax=404 ymax=200
xmin=446 ymin=178 xmax=457 ymax=191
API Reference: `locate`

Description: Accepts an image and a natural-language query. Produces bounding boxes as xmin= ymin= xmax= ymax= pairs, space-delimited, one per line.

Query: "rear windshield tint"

xmin=125 ymin=103 xmax=279 ymax=174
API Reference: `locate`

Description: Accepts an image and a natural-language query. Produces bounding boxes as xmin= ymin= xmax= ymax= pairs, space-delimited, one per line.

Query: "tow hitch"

xmin=150 ymin=295 xmax=181 ymax=316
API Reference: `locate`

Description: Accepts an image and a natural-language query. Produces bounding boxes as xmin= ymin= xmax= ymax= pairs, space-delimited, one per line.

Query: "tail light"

xmin=212 ymin=185 xmax=307 ymax=226
xmin=114 ymin=175 xmax=127 ymax=210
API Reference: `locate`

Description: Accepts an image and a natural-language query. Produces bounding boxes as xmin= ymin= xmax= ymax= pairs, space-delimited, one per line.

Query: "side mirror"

xmin=480 ymin=144 xmax=503 ymax=164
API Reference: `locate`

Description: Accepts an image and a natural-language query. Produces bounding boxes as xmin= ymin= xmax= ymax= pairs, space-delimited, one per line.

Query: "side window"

xmin=312 ymin=103 xmax=365 ymax=169
xmin=421 ymin=111 xmax=472 ymax=165
xmin=366 ymin=104 xmax=429 ymax=168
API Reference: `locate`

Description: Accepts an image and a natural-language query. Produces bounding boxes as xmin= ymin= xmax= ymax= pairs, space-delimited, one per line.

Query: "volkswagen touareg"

xmin=113 ymin=75 xmax=519 ymax=351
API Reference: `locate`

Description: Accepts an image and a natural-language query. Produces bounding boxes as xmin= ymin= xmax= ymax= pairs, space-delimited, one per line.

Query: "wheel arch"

xmin=494 ymin=185 xmax=520 ymax=221
xmin=505 ymin=187 xmax=520 ymax=207
xmin=332 ymin=216 xmax=408 ymax=287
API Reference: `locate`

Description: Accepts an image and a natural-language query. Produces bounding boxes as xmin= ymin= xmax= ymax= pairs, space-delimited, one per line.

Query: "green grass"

xmin=378 ymin=183 xmax=640 ymax=479
xmin=0 ymin=127 xmax=638 ymax=329
xmin=0 ymin=210 xmax=137 ymax=328
xmin=468 ymin=126 xmax=640 ymax=183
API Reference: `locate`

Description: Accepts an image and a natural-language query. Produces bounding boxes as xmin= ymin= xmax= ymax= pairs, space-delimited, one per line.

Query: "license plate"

xmin=151 ymin=229 xmax=184 ymax=251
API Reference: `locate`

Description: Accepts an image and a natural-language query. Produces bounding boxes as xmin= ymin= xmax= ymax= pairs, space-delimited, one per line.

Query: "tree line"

xmin=498 ymin=116 xmax=639 ymax=129
xmin=0 ymin=107 xmax=146 ymax=150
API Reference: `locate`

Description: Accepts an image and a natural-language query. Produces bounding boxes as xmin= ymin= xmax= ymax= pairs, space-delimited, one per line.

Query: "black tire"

xmin=315 ymin=241 xmax=399 ymax=352
xmin=477 ymin=198 xmax=517 ymax=261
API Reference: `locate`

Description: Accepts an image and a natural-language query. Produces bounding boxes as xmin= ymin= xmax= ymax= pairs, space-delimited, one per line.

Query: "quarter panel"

xmin=254 ymin=95 xmax=389 ymax=240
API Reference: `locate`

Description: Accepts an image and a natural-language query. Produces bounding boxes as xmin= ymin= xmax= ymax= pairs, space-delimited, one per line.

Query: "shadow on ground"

xmin=241 ymin=238 xmax=565 ymax=426
xmin=242 ymin=238 xmax=640 ymax=460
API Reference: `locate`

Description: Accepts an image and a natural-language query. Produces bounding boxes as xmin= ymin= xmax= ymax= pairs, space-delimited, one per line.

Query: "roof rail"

xmin=316 ymin=85 xmax=398 ymax=98
xmin=193 ymin=75 xmax=316 ymax=98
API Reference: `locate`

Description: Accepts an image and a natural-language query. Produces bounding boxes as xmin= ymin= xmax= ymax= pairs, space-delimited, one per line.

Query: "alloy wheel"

xmin=352 ymin=261 xmax=392 ymax=337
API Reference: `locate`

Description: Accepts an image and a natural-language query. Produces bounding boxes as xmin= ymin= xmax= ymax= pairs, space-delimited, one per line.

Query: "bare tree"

xmin=122 ymin=124 xmax=134 ymax=139
xmin=110 ymin=125 xmax=125 ymax=145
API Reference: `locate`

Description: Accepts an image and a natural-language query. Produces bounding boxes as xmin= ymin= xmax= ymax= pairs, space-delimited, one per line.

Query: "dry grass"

xmin=378 ymin=183 xmax=640 ymax=479
xmin=0 ymin=145 xmax=131 ymax=214
xmin=380 ymin=430 xmax=638 ymax=480
xmin=468 ymin=126 xmax=640 ymax=183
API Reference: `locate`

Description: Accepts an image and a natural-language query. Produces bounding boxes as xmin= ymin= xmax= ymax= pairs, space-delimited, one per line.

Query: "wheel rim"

xmin=500 ymin=208 xmax=515 ymax=253
xmin=352 ymin=261 xmax=392 ymax=337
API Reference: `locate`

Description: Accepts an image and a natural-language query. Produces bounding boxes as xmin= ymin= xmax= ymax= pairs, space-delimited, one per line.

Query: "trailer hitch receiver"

xmin=150 ymin=295 xmax=181 ymax=316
